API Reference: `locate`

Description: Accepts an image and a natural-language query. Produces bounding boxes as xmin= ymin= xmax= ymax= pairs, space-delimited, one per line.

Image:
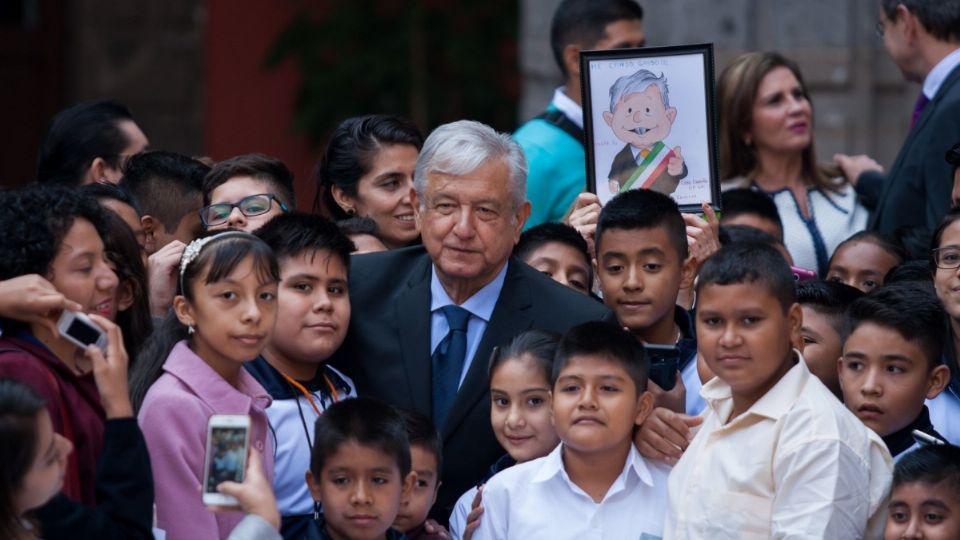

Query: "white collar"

xmin=551 ymin=87 xmax=584 ymax=129
xmin=531 ymin=442 xmax=655 ymax=489
xmin=923 ymin=47 xmax=960 ymax=99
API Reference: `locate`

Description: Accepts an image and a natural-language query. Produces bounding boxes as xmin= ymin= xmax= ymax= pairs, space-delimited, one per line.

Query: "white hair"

xmin=413 ymin=120 xmax=527 ymax=210
xmin=608 ymin=69 xmax=670 ymax=113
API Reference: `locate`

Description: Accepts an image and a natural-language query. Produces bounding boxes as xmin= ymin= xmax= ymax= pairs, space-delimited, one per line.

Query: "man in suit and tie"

xmin=333 ymin=120 xmax=611 ymax=519
xmin=836 ymin=0 xmax=960 ymax=257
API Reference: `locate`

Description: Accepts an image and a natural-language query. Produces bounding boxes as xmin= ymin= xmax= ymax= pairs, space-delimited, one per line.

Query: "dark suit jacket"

xmin=607 ymin=143 xmax=686 ymax=196
xmin=859 ymin=61 xmax=960 ymax=257
xmin=331 ymin=246 xmax=612 ymax=519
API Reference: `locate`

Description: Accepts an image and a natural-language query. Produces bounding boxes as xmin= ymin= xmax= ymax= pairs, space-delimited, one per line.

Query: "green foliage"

xmin=266 ymin=0 xmax=519 ymax=146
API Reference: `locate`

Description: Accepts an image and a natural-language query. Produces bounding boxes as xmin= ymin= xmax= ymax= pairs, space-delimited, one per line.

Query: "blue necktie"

xmin=432 ymin=305 xmax=471 ymax=428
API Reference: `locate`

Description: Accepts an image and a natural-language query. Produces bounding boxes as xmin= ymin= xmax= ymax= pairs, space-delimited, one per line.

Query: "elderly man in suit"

xmin=836 ymin=0 xmax=960 ymax=257
xmin=333 ymin=120 xmax=611 ymax=519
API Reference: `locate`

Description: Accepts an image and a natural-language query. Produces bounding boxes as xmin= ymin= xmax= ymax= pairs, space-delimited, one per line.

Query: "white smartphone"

xmin=201 ymin=414 xmax=251 ymax=506
xmin=57 ymin=311 xmax=107 ymax=351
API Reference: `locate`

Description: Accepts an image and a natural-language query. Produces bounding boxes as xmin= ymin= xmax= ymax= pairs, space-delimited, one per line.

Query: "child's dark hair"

xmin=203 ymin=153 xmax=296 ymax=208
xmin=337 ymin=216 xmax=381 ymax=243
xmin=311 ymin=397 xmax=411 ymax=478
xmin=121 ymin=150 xmax=210 ymax=232
xmin=255 ymin=212 xmax=355 ymax=273
xmin=0 ymin=379 xmax=46 ymax=539
xmin=720 ymin=188 xmax=783 ymax=240
xmin=99 ymin=211 xmax=153 ymax=361
xmin=595 ymin=189 xmax=687 ymax=260
xmin=719 ymin=224 xmax=786 ymax=253
xmin=893 ymin=444 xmax=960 ymax=498
xmin=488 ymin=329 xmax=561 ymax=383
xmin=514 ymin=223 xmax=591 ymax=275
xmin=397 ymin=408 xmax=443 ymax=475
xmin=796 ymin=280 xmax=863 ymax=329
xmin=697 ymin=243 xmax=796 ymax=311
xmin=550 ymin=0 xmax=644 ymax=77
xmin=314 ymin=115 xmax=424 ymax=219
xmin=828 ymin=230 xmax=908 ymax=269
xmin=552 ymin=321 xmax=648 ymax=394
xmin=843 ymin=282 xmax=946 ymax=371
xmin=886 ymin=260 xmax=935 ymax=285
xmin=130 ymin=232 xmax=279 ymax=411
xmin=79 ymin=182 xmax=142 ymax=216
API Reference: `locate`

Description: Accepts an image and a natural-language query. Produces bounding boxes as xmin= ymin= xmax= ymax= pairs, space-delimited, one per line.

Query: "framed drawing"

xmin=581 ymin=43 xmax=721 ymax=213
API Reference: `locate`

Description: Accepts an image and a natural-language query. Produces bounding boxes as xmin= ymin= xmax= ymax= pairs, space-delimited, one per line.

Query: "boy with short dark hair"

xmin=393 ymin=409 xmax=444 ymax=540
xmin=719 ymin=188 xmax=784 ymax=241
xmin=595 ymin=189 xmax=701 ymax=415
xmin=840 ymin=283 xmax=951 ymax=459
xmin=121 ymin=150 xmax=210 ymax=254
xmin=884 ymin=444 xmax=960 ymax=539
xmin=795 ymin=279 xmax=863 ymax=398
xmin=666 ymin=243 xmax=892 ymax=538
xmin=201 ymin=153 xmax=295 ymax=233
xmin=248 ymin=212 xmax=357 ymax=539
xmin=514 ymin=222 xmax=593 ymax=295
xmin=475 ymin=321 xmax=667 ymax=539
xmin=307 ymin=397 xmax=415 ymax=540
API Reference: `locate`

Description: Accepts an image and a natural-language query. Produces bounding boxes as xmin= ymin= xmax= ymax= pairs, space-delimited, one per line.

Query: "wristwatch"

xmin=948 ymin=142 xmax=960 ymax=167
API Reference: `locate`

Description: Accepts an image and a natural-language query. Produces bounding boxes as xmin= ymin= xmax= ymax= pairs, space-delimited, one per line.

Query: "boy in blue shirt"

xmin=594 ymin=189 xmax=701 ymax=415
xmin=248 ymin=212 xmax=358 ymax=538
xmin=475 ymin=321 xmax=669 ymax=539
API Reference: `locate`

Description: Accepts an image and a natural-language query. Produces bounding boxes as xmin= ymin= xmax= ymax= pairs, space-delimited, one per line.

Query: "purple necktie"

xmin=911 ymin=92 xmax=930 ymax=129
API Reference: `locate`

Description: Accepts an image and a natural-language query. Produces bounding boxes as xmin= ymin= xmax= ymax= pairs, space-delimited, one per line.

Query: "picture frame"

xmin=580 ymin=43 xmax=721 ymax=213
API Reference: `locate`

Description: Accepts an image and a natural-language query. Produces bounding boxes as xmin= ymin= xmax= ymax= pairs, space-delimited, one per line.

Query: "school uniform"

xmin=665 ymin=354 xmax=892 ymax=539
xmin=138 ymin=341 xmax=274 ymax=540
xmin=674 ymin=307 xmax=705 ymax=416
xmin=883 ymin=405 xmax=946 ymax=461
xmin=301 ymin=516 xmax=407 ymax=540
xmin=449 ymin=454 xmax=516 ymax=540
xmin=473 ymin=443 xmax=670 ymax=540
xmin=245 ymin=357 xmax=356 ymax=540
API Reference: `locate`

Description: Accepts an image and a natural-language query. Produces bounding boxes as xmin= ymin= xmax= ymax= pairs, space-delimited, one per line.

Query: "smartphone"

xmin=202 ymin=414 xmax=251 ymax=506
xmin=791 ymin=266 xmax=817 ymax=282
xmin=645 ymin=343 xmax=680 ymax=391
xmin=57 ymin=311 xmax=107 ymax=351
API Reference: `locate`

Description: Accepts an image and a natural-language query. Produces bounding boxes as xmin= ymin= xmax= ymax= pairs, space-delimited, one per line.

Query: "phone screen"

xmin=66 ymin=318 xmax=102 ymax=346
xmin=204 ymin=426 xmax=248 ymax=494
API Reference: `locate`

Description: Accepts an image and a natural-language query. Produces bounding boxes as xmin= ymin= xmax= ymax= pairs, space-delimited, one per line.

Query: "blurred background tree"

xmin=265 ymin=0 xmax=519 ymax=146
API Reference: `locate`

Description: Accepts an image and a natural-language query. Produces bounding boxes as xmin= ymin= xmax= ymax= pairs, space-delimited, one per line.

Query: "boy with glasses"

xmin=201 ymin=153 xmax=295 ymax=233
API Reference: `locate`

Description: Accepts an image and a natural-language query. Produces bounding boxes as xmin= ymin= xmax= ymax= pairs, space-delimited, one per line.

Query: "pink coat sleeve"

xmin=138 ymin=384 xmax=246 ymax=540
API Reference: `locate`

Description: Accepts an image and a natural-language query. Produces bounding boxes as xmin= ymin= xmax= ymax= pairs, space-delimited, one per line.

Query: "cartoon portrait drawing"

xmin=602 ymin=69 xmax=687 ymax=196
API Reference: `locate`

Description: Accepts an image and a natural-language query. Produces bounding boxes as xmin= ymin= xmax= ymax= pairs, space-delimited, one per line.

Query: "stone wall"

xmin=519 ymin=0 xmax=915 ymax=167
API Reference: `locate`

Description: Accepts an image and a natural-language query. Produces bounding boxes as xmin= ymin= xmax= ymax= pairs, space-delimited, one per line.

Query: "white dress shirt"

xmin=552 ymin=86 xmax=584 ymax=129
xmin=665 ymin=355 xmax=893 ymax=540
xmin=922 ymin=46 xmax=960 ymax=99
xmin=474 ymin=443 xmax=670 ymax=540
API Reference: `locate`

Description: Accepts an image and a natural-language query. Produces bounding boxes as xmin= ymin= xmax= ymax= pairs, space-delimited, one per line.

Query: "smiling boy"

xmin=474 ymin=321 xmax=669 ymax=539
xmin=247 ymin=212 xmax=357 ymax=539
xmin=665 ymin=243 xmax=892 ymax=539
xmin=603 ymin=69 xmax=686 ymax=196
xmin=839 ymin=283 xmax=950 ymax=459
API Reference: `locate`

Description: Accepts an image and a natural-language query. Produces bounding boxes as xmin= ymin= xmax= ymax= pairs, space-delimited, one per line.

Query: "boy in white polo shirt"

xmin=474 ymin=321 xmax=669 ymax=540
xmin=665 ymin=243 xmax=892 ymax=539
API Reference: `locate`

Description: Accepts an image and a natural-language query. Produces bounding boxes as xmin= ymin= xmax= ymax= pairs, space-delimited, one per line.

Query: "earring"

xmin=314 ymin=500 xmax=322 ymax=521
xmin=188 ymin=324 xmax=195 ymax=335
xmin=744 ymin=136 xmax=753 ymax=147
xmin=346 ymin=208 xmax=356 ymax=216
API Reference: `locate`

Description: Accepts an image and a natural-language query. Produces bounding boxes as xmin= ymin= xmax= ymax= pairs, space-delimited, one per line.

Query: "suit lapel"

xmin=396 ymin=256 xmax=434 ymax=415
xmin=874 ymin=64 xmax=960 ymax=224
xmin=441 ymin=260 xmax=533 ymax=440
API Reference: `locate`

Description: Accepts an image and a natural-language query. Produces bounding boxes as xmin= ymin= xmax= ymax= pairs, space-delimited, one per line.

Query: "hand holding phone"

xmin=645 ymin=343 xmax=681 ymax=391
xmin=57 ymin=310 xmax=107 ymax=351
xmin=203 ymin=415 xmax=251 ymax=507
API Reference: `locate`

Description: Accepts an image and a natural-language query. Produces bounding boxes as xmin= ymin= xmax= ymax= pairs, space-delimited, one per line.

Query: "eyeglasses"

xmin=933 ymin=246 xmax=960 ymax=269
xmin=200 ymin=193 xmax=289 ymax=227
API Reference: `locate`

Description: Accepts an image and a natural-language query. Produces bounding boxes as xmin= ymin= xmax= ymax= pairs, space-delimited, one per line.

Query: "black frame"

xmin=580 ymin=43 xmax=721 ymax=213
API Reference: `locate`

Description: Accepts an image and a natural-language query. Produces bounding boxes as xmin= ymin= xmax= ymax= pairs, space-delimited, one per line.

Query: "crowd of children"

xmin=2 ymin=0 xmax=960 ymax=538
